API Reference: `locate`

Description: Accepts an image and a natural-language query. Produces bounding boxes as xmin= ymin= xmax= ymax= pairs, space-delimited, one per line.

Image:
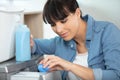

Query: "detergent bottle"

xmin=15 ymin=24 xmax=31 ymax=62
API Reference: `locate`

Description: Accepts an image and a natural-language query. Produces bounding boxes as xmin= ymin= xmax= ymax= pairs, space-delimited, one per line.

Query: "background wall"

xmin=0 ymin=0 xmax=120 ymax=38
xmin=0 ymin=0 xmax=47 ymax=13
xmin=77 ymin=0 xmax=120 ymax=28
xmin=44 ymin=0 xmax=120 ymax=38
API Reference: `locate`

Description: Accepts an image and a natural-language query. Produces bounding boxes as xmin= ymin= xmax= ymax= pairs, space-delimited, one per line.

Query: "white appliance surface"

xmin=0 ymin=7 xmax=23 ymax=63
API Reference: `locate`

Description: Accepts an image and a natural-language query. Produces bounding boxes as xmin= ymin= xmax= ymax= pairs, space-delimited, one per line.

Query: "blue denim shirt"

xmin=33 ymin=15 xmax=120 ymax=80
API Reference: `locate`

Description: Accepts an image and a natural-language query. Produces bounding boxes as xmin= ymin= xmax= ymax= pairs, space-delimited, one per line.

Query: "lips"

xmin=60 ymin=32 xmax=68 ymax=38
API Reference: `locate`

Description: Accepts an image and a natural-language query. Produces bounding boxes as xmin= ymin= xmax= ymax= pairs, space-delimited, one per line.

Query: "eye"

xmin=61 ymin=18 xmax=67 ymax=23
xmin=50 ymin=23 xmax=56 ymax=27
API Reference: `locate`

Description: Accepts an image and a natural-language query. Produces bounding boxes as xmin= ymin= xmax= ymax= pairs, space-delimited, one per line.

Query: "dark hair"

xmin=43 ymin=0 xmax=82 ymax=25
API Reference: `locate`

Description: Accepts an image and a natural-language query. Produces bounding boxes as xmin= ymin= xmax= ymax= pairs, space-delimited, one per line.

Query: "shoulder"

xmin=95 ymin=22 xmax=120 ymax=43
xmin=53 ymin=36 xmax=73 ymax=45
xmin=85 ymin=15 xmax=120 ymax=33
xmin=94 ymin=21 xmax=120 ymax=32
xmin=50 ymin=36 xmax=64 ymax=43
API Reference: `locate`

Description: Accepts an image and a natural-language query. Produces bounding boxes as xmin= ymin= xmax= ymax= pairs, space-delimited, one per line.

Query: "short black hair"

xmin=43 ymin=0 xmax=81 ymax=25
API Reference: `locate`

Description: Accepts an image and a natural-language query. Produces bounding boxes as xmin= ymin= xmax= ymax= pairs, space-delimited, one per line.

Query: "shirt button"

xmin=70 ymin=44 xmax=73 ymax=48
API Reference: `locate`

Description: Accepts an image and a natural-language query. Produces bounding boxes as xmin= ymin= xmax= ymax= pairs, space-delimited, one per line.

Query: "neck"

xmin=74 ymin=19 xmax=87 ymax=53
xmin=74 ymin=19 xmax=87 ymax=44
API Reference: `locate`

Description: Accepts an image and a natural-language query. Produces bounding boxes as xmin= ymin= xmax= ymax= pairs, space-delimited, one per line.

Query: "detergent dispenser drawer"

xmin=11 ymin=71 xmax=62 ymax=80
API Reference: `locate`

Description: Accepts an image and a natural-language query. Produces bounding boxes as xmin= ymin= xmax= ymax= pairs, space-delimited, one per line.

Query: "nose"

xmin=56 ymin=23 xmax=63 ymax=33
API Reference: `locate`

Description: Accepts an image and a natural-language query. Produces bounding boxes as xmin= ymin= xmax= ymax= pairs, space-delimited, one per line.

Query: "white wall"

xmin=44 ymin=0 xmax=120 ymax=38
xmin=77 ymin=0 xmax=120 ymax=28
xmin=0 ymin=0 xmax=47 ymax=13
xmin=0 ymin=0 xmax=120 ymax=38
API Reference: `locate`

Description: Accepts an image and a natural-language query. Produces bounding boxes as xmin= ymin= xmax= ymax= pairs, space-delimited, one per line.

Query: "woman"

xmin=31 ymin=0 xmax=120 ymax=80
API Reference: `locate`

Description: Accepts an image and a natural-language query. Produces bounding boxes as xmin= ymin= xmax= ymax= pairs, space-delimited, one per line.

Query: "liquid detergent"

xmin=15 ymin=24 xmax=31 ymax=62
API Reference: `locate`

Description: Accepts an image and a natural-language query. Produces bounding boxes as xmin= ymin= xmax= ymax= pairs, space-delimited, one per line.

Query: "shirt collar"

xmin=83 ymin=15 xmax=95 ymax=41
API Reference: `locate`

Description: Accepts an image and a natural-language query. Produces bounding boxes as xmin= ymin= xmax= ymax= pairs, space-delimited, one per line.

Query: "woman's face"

xmin=51 ymin=9 xmax=81 ymax=41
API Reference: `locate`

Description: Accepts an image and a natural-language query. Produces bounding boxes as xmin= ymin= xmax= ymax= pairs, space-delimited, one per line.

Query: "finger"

xmin=30 ymin=35 xmax=34 ymax=48
xmin=41 ymin=56 xmax=57 ymax=68
xmin=49 ymin=66 xmax=63 ymax=71
xmin=30 ymin=34 xmax=33 ymax=39
xmin=42 ymin=55 xmax=56 ymax=63
xmin=43 ymin=60 xmax=52 ymax=68
xmin=42 ymin=57 xmax=50 ymax=65
xmin=43 ymin=58 xmax=57 ymax=68
xmin=39 ymin=59 xmax=44 ymax=64
xmin=48 ymin=60 xmax=58 ymax=68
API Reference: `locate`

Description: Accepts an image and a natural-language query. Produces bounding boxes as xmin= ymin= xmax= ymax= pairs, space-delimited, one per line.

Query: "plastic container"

xmin=15 ymin=24 xmax=31 ymax=62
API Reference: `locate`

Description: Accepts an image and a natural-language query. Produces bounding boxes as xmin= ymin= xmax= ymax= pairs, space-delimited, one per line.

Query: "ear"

xmin=75 ymin=8 xmax=81 ymax=18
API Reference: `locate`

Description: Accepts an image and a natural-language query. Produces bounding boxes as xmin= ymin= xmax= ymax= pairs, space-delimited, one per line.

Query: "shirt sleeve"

xmin=31 ymin=37 xmax=57 ymax=55
xmin=93 ymin=69 xmax=102 ymax=80
xmin=93 ymin=68 xmax=120 ymax=80
xmin=93 ymin=23 xmax=120 ymax=80
xmin=31 ymin=42 xmax=36 ymax=54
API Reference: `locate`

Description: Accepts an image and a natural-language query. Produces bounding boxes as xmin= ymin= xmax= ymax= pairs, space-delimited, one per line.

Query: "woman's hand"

xmin=40 ymin=56 xmax=94 ymax=80
xmin=40 ymin=55 xmax=73 ymax=71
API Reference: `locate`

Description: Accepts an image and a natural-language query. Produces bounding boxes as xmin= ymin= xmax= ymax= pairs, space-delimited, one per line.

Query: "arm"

xmin=31 ymin=37 xmax=57 ymax=55
xmin=69 ymin=63 xmax=94 ymax=80
xmin=100 ymin=23 xmax=120 ymax=80
xmin=40 ymin=55 xmax=95 ymax=80
xmin=90 ymin=23 xmax=120 ymax=80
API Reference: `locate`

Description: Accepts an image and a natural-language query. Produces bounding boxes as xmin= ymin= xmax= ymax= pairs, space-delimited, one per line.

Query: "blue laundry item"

xmin=15 ymin=24 xmax=31 ymax=62
xmin=38 ymin=64 xmax=49 ymax=72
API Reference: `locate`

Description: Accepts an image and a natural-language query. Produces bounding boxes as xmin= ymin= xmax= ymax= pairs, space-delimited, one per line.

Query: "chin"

xmin=63 ymin=37 xmax=72 ymax=41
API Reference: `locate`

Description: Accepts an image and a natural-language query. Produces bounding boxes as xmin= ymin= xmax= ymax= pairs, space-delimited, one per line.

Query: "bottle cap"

xmin=38 ymin=64 xmax=49 ymax=72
